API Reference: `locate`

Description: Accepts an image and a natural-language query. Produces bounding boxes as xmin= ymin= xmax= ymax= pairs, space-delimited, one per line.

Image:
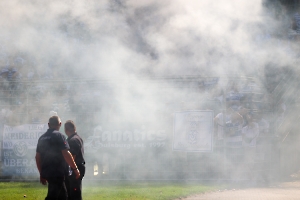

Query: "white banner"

xmin=85 ymin=127 xmax=167 ymax=153
xmin=2 ymin=124 xmax=47 ymax=176
xmin=173 ymin=111 xmax=214 ymax=152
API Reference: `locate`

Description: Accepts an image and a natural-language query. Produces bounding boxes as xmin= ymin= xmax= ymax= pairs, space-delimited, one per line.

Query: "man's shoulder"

xmin=38 ymin=130 xmax=52 ymax=139
xmin=75 ymin=134 xmax=83 ymax=140
xmin=52 ymin=130 xmax=65 ymax=136
xmin=38 ymin=130 xmax=64 ymax=141
xmin=39 ymin=132 xmax=47 ymax=137
xmin=68 ymin=134 xmax=83 ymax=145
xmin=215 ymin=112 xmax=223 ymax=119
xmin=69 ymin=133 xmax=83 ymax=140
xmin=48 ymin=130 xmax=67 ymax=142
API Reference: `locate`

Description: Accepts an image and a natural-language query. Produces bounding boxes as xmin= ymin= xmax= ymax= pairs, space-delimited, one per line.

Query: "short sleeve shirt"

xmin=36 ymin=129 xmax=69 ymax=178
xmin=67 ymin=133 xmax=84 ymax=165
xmin=242 ymin=123 xmax=259 ymax=147
xmin=215 ymin=112 xmax=231 ymax=140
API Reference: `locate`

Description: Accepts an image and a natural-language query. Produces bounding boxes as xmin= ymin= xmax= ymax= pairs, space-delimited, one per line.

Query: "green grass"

xmin=0 ymin=181 xmax=214 ymax=200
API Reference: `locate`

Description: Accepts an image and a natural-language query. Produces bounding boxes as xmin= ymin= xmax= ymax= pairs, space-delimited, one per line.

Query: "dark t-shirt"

xmin=36 ymin=129 xmax=70 ymax=178
xmin=67 ymin=133 xmax=84 ymax=165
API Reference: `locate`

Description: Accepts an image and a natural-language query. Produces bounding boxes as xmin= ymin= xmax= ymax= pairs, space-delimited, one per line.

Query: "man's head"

xmin=239 ymin=106 xmax=249 ymax=116
xmin=64 ymin=120 xmax=76 ymax=136
xmin=225 ymin=103 xmax=233 ymax=114
xmin=48 ymin=116 xmax=61 ymax=130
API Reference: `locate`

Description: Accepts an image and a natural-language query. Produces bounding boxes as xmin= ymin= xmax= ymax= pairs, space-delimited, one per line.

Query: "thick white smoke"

xmin=0 ymin=0 xmax=298 ymax=181
xmin=0 ymin=0 xmax=292 ymax=78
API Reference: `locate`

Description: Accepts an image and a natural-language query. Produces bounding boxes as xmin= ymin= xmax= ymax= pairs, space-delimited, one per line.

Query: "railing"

xmin=0 ymin=76 xmax=282 ymax=181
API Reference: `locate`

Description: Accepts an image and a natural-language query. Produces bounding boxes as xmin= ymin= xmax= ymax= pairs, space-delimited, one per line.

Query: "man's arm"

xmin=62 ymin=149 xmax=80 ymax=179
xmin=214 ymin=114 xmax=219 ymax=123
xmin=35 ymin=152 xmax=47 ymax=185
xmin=35 ymin=152 xmax=41 ymax=174
xmin=68 ymin=139 xmax=78 ymax=161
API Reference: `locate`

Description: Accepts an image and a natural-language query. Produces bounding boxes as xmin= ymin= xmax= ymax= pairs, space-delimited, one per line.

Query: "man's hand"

xmin=62 ymin=149 xmax=80 ymax=178
xmin=74 ymin=168 xmax=80 ymax=179
xmin=40 ymin=176 xmax=47 ymax=185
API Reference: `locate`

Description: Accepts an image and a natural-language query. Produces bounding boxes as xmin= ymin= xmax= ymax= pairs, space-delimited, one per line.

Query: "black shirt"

xmin=67 ymin=133 xmax=84 ymax=165
xmin=36 ymin=129 xmax=70 ymax=178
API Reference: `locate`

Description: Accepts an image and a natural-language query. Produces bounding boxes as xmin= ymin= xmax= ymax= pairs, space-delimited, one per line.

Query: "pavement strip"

xmin=177 ymin=181 xmax=300 ymax=200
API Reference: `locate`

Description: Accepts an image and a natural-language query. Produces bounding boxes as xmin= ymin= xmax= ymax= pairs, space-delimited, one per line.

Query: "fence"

xmin=0 ymin=76 xmax=287 ymax=181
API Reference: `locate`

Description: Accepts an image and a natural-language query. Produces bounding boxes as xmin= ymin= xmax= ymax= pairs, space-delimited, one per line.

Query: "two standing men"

xmin=35 ymin=116 xmax=85 ymax=200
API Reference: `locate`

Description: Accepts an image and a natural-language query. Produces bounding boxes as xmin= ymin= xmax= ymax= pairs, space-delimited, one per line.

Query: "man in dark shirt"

xmin=64 ymin=120 xmax=85 ymax=200
xmin=35 ymin=116 xmax=80 ymax=200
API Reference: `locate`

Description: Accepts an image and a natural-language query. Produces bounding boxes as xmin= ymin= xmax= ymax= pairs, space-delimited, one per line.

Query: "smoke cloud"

xmin=0 ymin=0 xmax=298 ymax=182
xmin=0 ymin=0 xmax=286 ymax=77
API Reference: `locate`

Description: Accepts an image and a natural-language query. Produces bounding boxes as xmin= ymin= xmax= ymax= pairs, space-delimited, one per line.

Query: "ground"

xmin=180 ymin=181 xmax=300 ymax=200
xmin=0 ymin=181 xmax=213 ymax=200
xmin=2 ymin=180 xmax=300 ymax=199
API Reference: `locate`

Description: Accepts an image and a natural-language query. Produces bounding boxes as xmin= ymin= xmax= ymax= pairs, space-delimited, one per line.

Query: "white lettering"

xmin=98 ymin=143 xmax=131 ymax=149
xmin=133 ymin=130 xmax=140 ymax=141
xmin=156 ymin=130 xmax=167 ymax=141
xmin=112 ymin=131 xmax=121 ymax=141
xmin=17 ymin=159 xmax=22 ymax=166
xmin=10 ymin=159 xmax=16 ymax=166
xmin=3 ymin=141 xmax=13 ymax=148
xmin=4 ymin=159 xmax=9 ymax=166
xmin=4 ymin=126 xmax=13 ymax=132
xmin=123 ymin=131 xmax=132 ymax=141
xmin=3 ymin=159 xmax=35 ymax=167
xmin=147 ymin=130 xmax=155 ymax=141
xmin=93 ymin=128 xmax=167 ymax=142
xmin=23 ymin=159 xmax=29 ymax=166
xmin=102 ymin=131 xmax=111 ymax=141
xmin=16 ymin=168 xmax=39 ymax=174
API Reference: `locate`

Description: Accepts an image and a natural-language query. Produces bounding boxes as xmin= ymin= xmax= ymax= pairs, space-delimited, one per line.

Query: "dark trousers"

xmin=45 ymin=177 xmax=68 ymax=200
xmin=65 ymin=165 xmax=85 ymax=200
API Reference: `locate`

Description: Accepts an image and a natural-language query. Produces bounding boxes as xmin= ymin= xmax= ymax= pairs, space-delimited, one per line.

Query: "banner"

xmin=2 ymin=124 xmax=47 ymax=176
xmin=85 ymin=126 xmax=168 ymax=154
xmin=173 ymin=111 xmax=214 ymax=152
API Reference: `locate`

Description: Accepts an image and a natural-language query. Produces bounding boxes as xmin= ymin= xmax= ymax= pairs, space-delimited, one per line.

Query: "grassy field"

xmin=0 ymin=181 xmax=214 ymax=200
